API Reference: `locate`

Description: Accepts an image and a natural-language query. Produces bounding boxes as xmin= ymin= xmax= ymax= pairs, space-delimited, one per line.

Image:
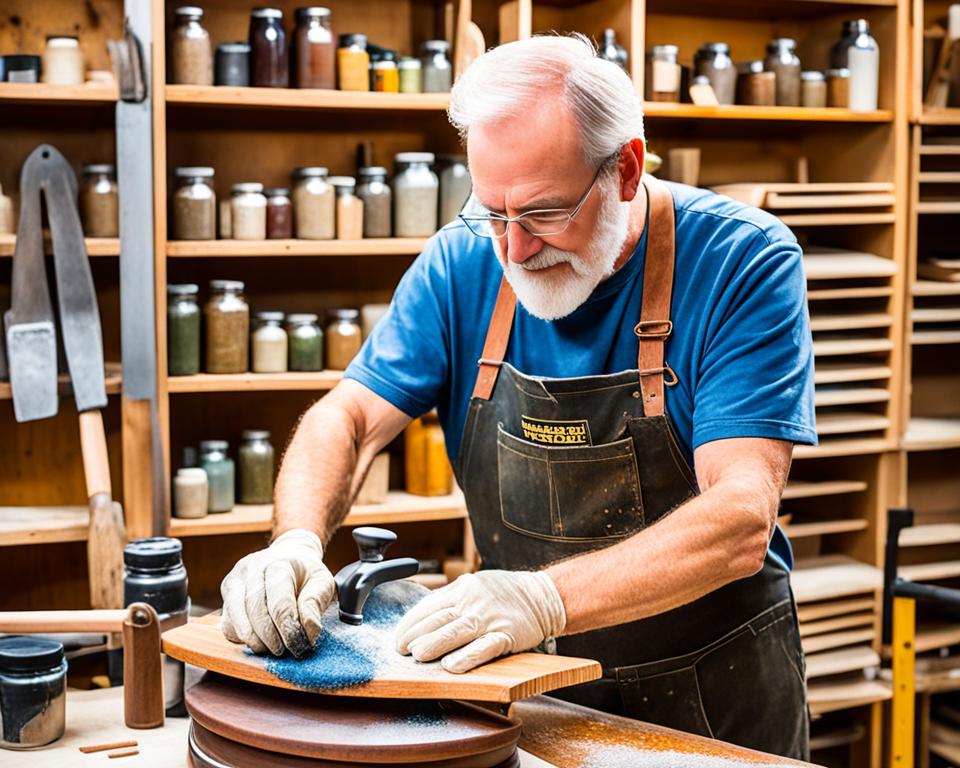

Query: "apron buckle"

xmin=477 ymin=357 xmax=504 ymax=367
xmin=634 ymin=320 xmax=673 ymax=340
xmin=639 ymin=363 xmax=679 ymax=387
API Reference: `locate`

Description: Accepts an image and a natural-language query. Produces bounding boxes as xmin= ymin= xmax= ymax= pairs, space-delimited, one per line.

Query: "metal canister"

xmin=0 ymin=637 xmax=66 ymax=749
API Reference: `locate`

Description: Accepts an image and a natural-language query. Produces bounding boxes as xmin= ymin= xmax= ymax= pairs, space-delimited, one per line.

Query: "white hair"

xmin=448 ymin=34 xmax=644 ymax=165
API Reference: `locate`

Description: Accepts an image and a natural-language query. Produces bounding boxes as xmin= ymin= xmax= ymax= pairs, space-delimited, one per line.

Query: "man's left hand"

xmin=395 ymin=570 xmax=566 ymax=673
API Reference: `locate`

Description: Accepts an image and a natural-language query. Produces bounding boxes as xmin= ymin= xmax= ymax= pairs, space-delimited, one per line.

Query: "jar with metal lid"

xmin=80 ymin=164 xmax=119 ymax=238
xmin=0 ymin=636 xmax=67 ymax=749
xmin=205 ymin=279 xmax=249 ymax=373
xmin=292 ymin=167 xmax=335 ymax=239
xmin=373 ymin=53 xmax=399 ymax=93
xmin=736 ymin=60 xmax=775 ymax=106
xmin=398 ymin=56 xmax=422 ymax=93
xmin=437 ymin=154 xmax=471 ymax=226
xmin=644 ymin=45 xmax=681 ymax=102
xmin=800 ymin=71 xmax=827 ymax=108
xmin=231 ymin=182 xmax=267 ymax=241
xmin=239 ymin=430 xmax=275 ymax=504
xmin=199 ymin=441 xmax=235 ymax=512
xmin=599 ymin=28 xmax=628 ymax=73
xmin=167 ymin=283 xmax=201 ymax=376
xmin=172 ymin=166 xmax=216 ymax=240
xmin=338 ymin=33 xmax=370 ymax=91
xmin=420 ymin=40 xmax=452 ymax=93
xmin=405 ymin=411 xmax=453 ymax=496
xmin=832 ymin=19 xmax=879 ymax=111
xmin=286 ymin=313 xmax=323 ymax=371
xmin=826 ymin=68 xmax=851 ymax=108
xmin=215 ymin=42 xmax=250 ymax=86
xmin=330 ymin=176 xmax=364 ymax=239
xmin=293 ymin=7 xmax=335 ymax=89
xmin=694 ymin=43 xmax=736 ymax=105
xmin=357 ymin=167 xmax=392 ymax=237
xmin=264 ymin=187 xmax=293 ymax=239
xmin=42 ymin=36 xmax=83 ymax=85
xmin=249 ymin=7 xmax=288 ymax=88
xmin=172 ymin=7 xmax=213 ymax=85
xmin=325 ymin=308 xmax=362 ymax=370
xmin=252 ymin=311 xmax=288 ymax=373
xmin=393 ymin=152 xmax=438 ymax=237
xmin=4 ymin=54 xmax=41 ymax=83
xmin=764 ymin=38 xmax=801 ymax=107
xmin=174 ymin=467 xmax=208 ymax=519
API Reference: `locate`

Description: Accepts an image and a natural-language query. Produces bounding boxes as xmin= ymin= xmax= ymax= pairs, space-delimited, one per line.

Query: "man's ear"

xmin=619 ymin=138 xmax=645 ymax=202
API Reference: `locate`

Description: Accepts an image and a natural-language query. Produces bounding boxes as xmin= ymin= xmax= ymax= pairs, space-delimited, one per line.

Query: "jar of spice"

xmin=338 ymin=33 xmax=370 ymax=91
xmin=292 ymin=167 xmax=335 ymax=240
xmin=393 ymin=152 xmax=438 ymax=237
xmin=765 ymin=38 xmax=801 ymax=107
xmin=173 ymin=467 xmax=208 ymax=519
xmin=599 ymin=28 xmax=629 ymax=73
xmin=420 ymin=40 xmax=452 ymax=93
xmin=325 ymin=308 xmax=362 ymax=370
xmin=293 ymin=7 xmax=335 ymax=89
xmin=167 ymin=283 xmax=201 ymax=376
xmin=42 ymin=36 xmax=83 ymax=85
xmin=694 ymin=43 xmax=736 ymax=105
xmin=215 ymin=42 xmax=250 ymax=86
xmin=356 ymin=167 xmax=392 ymax=237
xmin=252 ymin=311 xmax=288 ymax=373
xmin=249 ymin=7 xmax=288 ymax=88
xmin=205 ymin=279 xmax=249 ymax=374
xmin=199 ymin=441 xmax=235 ymax=512
xmin=265 ymin=187 xmax=293 ymax=239
xmin=405 ymin=411 xmax=453 ymax=496
xmin=398 ymin=56 xmax=422 ymax=93
xmin=172 ymin=166 xmax=216 ymax=240
xmin=644 ymin=45 xmax=681 ymax=102
xmin=800 ymin=71 xmax=827 ymax=108
xmin=239 ymin=430 xmax=275 ymax=504
xmin=373 ymin=54 xmax=400 ymax=93
xmin=736 ymin=60 xmax=775 ymax=106
xmin=80 ymin=164 xmax=119 ymax=238
xmin=826 ymin=68 xmax=851 ymax=108
xmin=832 ymin=19 xmax=879 ymax=111
xmin=0 ymin=637 xmax=67 ymax=749
xmin=286 ymin=313 xmax=323 ymax=371
xmin=231 ymin=182 xmax=267 ymax=241
xmin=438 ymin=155 xmax=472 ymax=226
xmin=172 ymin=7 xmax=213 ymax=85
xmin=330 ymin=176 xmax=364 ymax=239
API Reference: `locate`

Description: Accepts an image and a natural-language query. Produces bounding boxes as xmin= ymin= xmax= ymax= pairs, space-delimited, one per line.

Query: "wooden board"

xmin=162 ymin=613 xmax=601 ymax=703
xmin=915 ymin=280 xmax=960 ymax=296
xmin=812 ymin=338 xmax=895 ymax=356
xmin=917 ymin=260 xmax=960 ymax=281
xmin=784 ymin=519 xmax=869 ymax=538
xmin=898 ymin=560 xmax=960 ymax=582
xmin=813 ymin=362 xmax=893 ymax=385
xmin=814 ymin=412 xmax=891 ymax=435
xmin=807 ymin=678 xmax=891 ymax=716
xmin=912 ymin=330 xmax=960 ymax=344
xmin=914 ymin=307 xmax=960 ymax=323
xmin=714 ymin=182 xmax=894 ymax=208
xmin=805 ymin=646 xmax=880 ymax=680
xmin=781 ymin=480 xmax=868 ymax=500
xmin=810 ymin=314 xmax=893 ymax=332
xmin=799 ymin=612 xmax=875 ymax=638
xmin=903 ymin=417 xmax=960 ymax=451
xmin=803 ymin=248 xmax=897 ymax=280
xmin=900 ymin=523 xmax=960 ymax=547
xmin=814 ymin=387 xmax=891 ymax=407
xmin=790 ymin=556 xmax=883 ymax=603
xmin=802 ymin=628 xmax=876 ymax=654
xmin=798 ymin=597 xmax=876 ymax=623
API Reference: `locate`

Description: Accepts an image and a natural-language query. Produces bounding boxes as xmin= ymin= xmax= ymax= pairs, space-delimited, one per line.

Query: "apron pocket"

xmin=615 ymin=664 xmax=711 ymax=738
xmin=496 ymin=426 xmax=644 ymax=542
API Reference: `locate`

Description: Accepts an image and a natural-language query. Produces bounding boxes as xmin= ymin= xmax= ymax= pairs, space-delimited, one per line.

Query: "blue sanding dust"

xmin=260 ymin=580 xmax=428 ymax=691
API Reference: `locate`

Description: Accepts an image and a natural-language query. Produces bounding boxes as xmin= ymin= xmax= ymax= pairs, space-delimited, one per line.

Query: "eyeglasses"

xmin=458 ymin=153 xmax=618 ymax=239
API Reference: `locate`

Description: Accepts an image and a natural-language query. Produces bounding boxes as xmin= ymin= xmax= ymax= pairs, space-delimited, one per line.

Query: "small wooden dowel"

xmin=108 ymin=749 xmax=140 ymax=759
xmin=78 ymin=739 xmax=138 ymax=753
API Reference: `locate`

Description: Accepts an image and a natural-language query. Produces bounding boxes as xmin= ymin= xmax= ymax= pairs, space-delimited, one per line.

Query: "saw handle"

xmin=79 ymin=409 xmax=112 ymax=498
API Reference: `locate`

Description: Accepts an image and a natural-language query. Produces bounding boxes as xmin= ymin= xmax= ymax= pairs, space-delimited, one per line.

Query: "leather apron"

xmin=453 ymin=176 xmax=810 ymax=760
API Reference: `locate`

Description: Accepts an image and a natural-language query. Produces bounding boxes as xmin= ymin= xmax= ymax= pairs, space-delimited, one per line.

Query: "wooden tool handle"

xmin=0 ymin=609 xmax=128 ymax=633
xmin=123 ymin=602 xmax=164 ymax=729
xmin=79 ymin=409 xmax=112 ymax=498
xmin=88 ymin=495 xmax=127 ymax=609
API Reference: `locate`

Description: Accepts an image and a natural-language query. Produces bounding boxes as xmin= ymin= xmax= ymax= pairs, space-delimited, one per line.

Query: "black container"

xmin=215 ymin=42 xmax=251 ymax=86
xmin=2 ymin=54 xmax=41 ymax=83
xmin=249 ymin=7 xmax=288 ymax=87
xmin=0 ymin=636 xmax=67 ymax=749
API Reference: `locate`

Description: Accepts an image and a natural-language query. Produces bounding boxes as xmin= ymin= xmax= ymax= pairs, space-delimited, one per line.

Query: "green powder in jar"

xmin=205 ymin=280 xmax=249 ymax=374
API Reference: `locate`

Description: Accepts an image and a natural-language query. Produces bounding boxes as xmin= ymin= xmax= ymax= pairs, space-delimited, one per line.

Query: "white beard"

xmin=494 ymin=175 xmax=631 ymax=321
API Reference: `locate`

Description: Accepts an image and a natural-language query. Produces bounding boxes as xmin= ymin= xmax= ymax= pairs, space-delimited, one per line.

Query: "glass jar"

xmin=80 ymin=164 xmax=119 ymax=238
xmin=4 ymin=54 xmax=41 ymax=83
xmin=172 ymin=166 xmax=216 ymax=240
xmin=173 ymin=467 xmax=208 ymax=519
xmin=832 ymin=19 xmax=879 ymax=111
xmin=694 ymin=43 xmax=736 ymax=105
xmin=360 ymin=303 xmax=389 ymax=339
xmin=736 ymin=60 xmax=775 ymax=106
xmin=800 ymin=71 xmax=827 ymax=108
xmin=0 ymin=183 xmax=12 ymax=235
xmin=231 ymin=182 xmax=267 ymax=241
xmin=205 ymin=279 xmax=249 ymax=373
xmin=199 ymin=441 xmax=235 ymax=512
xmin=405 ymin=411 xmax=453 ymax=496
xmin=357 ymin=166 xmax=392 ymax=237
xmin=764 ymin=38 xmax=801 ymax=107
xmin=219 ymin=199 xmax=232 ymax=238
xmin=252 ymin=311 xmax=288 ymax=373
xmin=239 ymin=430 xmax=275 ymax=504
xmin=249 ymin=7 xmax=288 ymax=88
xmin=373 ymin=56 xmax=399 ymax=93
xmin=167 ymin=283 xmax=201 ymax=376
xmin=393 ymin=152 xmax=438 ymax=237
xmin=172 ymin=7 xmax=213 ymax=85
xmin=398 ymin=56 xmax=422 ymax=93
xmin=265 ymin=187 xmax=293 ymax=239
xmin=599 ymin=28 xmax=628 ymax=73
xmin=0 ymin=637 xmax=67 ymax=749
xmin=286 ymin=313 xmax=323 ymax=371
xmin=338 ymin=33 xmax=370 ymax=91
xmin=293 ymin=6 xmax=335 ymax=89
xmin=826 ymin=68 xmax=851 ymax=108
xmin=325 ymin=308 xmax=362 ymax=370
xmin=215 ymin=42 xmax=250 ymax=86
xmin=42 ymin=36 xmax=83 ymax=85
xmin=437 ymin=154 xmax=471 ymax=226
xmin=330 ymin=176 xmax=364 ymax=239
xmin=644 ymin=45 xmax=681 ymax=102
xmin=420 ymin=40 xmax=452 ymax=93
xmin=292 ymin=167 xmax=335 ymax=239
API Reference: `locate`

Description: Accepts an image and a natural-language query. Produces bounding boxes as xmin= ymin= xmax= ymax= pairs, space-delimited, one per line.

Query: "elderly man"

xmin=220 ymin=35 xmax=816 ymax=759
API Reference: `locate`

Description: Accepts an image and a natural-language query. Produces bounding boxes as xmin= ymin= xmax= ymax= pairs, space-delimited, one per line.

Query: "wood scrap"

xmin=78 ymin=740 xmax=138 ymax=754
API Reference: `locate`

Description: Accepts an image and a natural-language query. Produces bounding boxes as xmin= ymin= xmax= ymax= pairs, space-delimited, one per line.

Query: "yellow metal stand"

xmin=890 ymin=596 xmax=916 ymax=768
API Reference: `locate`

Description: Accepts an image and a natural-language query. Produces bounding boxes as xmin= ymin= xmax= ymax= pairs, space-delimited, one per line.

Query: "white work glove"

xmin=395 ymin=570 xmax=566 ymax=674
xmin=220 ymin=529 xmax=336 ymax=659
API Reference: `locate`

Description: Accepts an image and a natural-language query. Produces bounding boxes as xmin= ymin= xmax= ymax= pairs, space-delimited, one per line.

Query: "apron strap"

xmin=471 ymin=275 xmax=517 ymax=400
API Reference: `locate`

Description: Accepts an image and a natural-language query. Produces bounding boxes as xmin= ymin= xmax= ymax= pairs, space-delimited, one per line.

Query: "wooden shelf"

xmin=915 ymin=624 xmax=960 ymax=654
xmin=912 ymin=330 xmax=960 ymax=345
xmin=0 ymin=507 xmax=88 ymax=546
xmin=798 ymin=598 xmax=876 ymax=624
xmin=782 ymin=480 xmax=869 ymax=500
xmin=898 ymin=560 xmax=960 ymax=583
xmin=919 ymin=172 xmax=960 ymax=183
xmin=810 ymin=314 xmax=893 ymax=332
xmin=794 ymin=438 xmax=893 ymax=459
xmin=815 ymin=412 xmax=891 ymax=436
xmin=917 ymin=200 xmax=960 ymax=214
xmin=166 ymin=238 xmax=428 ymax=258
xmin=913 ymin=308 xmax=960 ymax=323
xmin=785 ymin=519 xmax=870 ymax=538
xmin=920 ymin=109 xmax=960 ymax=126
xmin=814 ymin=362 xmax=892 ymax=385
xmin=804 ymin=249 xmax=896 ymax=280
xmin=808 ymin=286 xmax=894 ymax=301
xmin=791 ymin=556 xmax=883 ymax=603
xmin=805 ymin=646 xmax=880 ymax=681
xmin=803 ymin=628 xmax=875 ymax=654
xmin=800 ymin=612 xmax=874 ymax=639
xmin=0 ymin=365 xmax=122 ymax=400
xmin=900 ymin=524 xmax=960 ymax=547
xmin=807 ymin=678 xmax=891 ymax=716
xmin=814 ymin=388 xmax=890 ymax=407
xmin=168 ymin=490 xmax=467 ymax=537
xmin=780 ymin=213 xmax=896 ymax=227
xmin=0 ymin=81 xmax=118 ymax=105
xmin=642 ymin=102 xmax=893 ymax=122
xmin=914 ymin=280 xmax=960 ymax=297
xmin=167 ymin=371 xmax=344 ymax=393
xmin=813 ymin=338 xmax=894 ymax=357
xmin=0 ymin=235 xmax=120 ymax=257
xmin=165 ymin=84 xmax=450 ymax=112
xmin=920 ymin=143 xmax=960 ymax=155
xmin=902 ymin=418 xmax=960 ymax=451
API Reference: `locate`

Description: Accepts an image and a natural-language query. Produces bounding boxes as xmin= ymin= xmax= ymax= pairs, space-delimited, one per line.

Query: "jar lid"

xmin=842 ymin=18 xmax=870 ymax=33
xmin=217 ymin=42 xmax=251 ymax=54
xmin=286 ymin=313 xmax=319 ymax=324
xmin=0 ymin=636 xmax=65 ymax=674
xmin=254 ymin=310 xmax=285 ymax=322
xmin=825 ymin=68 xmax=851 ymax=78
xmin=398 ymin=57 xmax=421 ymax=70
xmin=420 ymin=40 xmax=450 ymax=54
xmin=339 ymin=33 xmax=368 ymax=48
xmin=373 ymin=59 xmax=398 ymax=69
xmin=209 ymin=279 xmax=245 ymax=292
xmin=690 ymin=75 xmax=710 ymax=86
xmin=83 ymin=163 xmax=116 ymax=175
xmin=124 ymin=537 xmax=184 ymax=571
xmin=801 ymin=70 xmax=825 ymax=81
xmin=199 ymin=439 xmax=230 ymax=452
xmin=328 ymin=175 xmax=356 ymax=190
xmin=295 ymin=7 xmax=332 ymax=19
xmin=46 ymin=36 xmax=80 ymax=46
xmin=292 ymin=167 xmax=329 ymax=179
xmin=242 ymin=429 xmax=271 ymax=441
xmin=394 ymin=152 xmax=435 ymax=164
xmin=766 ymin=37 xmax=797 ymax=51
xmin=232 ymin=182 xmax=264 ymax=194
xmin=739 ymin=59 xmax=766 ymax=74
xmin=331 ymin=308 xmax=360 ymax=321
xmin=177 ymin=467 xmax=208 ymax=479
xmin=175 ymin=6 xmax=204 ymax=17
xmin=358 ymin=166 xmax=389 ymax=178
xmin=264 ymin=187 xmax=290 ymax=197
xmin=698 ymin=42 xmax=730 ymax=55
xmin=379 ymin=50 xmax=398 ymax=62
xmin=251 ymin=7 xmax=284 ymax=19
xmin=648 ymin=44 xmax=679 ymax=56
xmin=176 ymin=166 xmax=215 ymax=178
xmin=168 ymin=283 xmax=199 ymax=295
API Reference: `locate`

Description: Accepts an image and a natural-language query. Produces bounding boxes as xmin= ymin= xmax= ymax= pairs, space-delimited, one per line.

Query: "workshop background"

xmin=0 ymin=0 xmax=959 ymax=766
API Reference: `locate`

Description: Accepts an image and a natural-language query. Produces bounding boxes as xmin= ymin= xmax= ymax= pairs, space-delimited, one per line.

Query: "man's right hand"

xmin=220 ymin=528 xmax=336 ymax=659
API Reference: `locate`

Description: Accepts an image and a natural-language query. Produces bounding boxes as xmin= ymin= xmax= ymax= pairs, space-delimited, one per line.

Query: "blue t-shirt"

xmin=346 ymin=181 xmax=817 ymax=568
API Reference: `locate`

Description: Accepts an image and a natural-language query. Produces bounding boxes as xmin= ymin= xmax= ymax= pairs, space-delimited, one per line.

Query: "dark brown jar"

xmin=249 ymin=7 xmax=288 ymax=88
xmin=265 ymin=187 xmax=293 ymax=239
xmin=736 ymin=60 xmax=775 ymax=106
xmin=292 ymin=7 xmax=335 ymax=89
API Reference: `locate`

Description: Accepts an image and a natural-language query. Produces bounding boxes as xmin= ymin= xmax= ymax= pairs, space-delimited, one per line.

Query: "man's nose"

xmin=503 ymin=221 xmax=543 ymax=265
